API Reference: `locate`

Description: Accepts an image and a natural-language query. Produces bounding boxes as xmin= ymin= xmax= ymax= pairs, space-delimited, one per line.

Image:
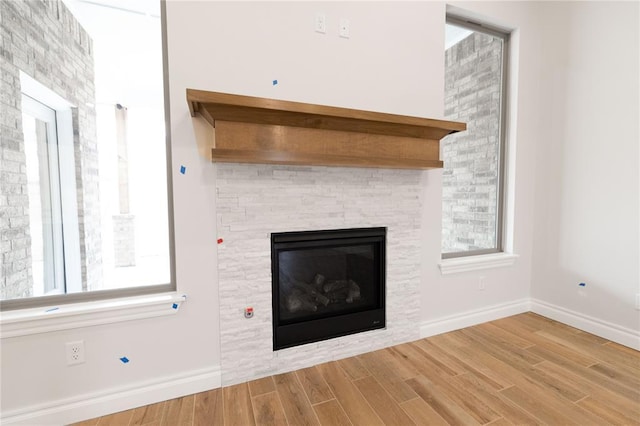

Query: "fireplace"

xmin=215 ymin=164 xmax=422 ymax=385
xmin=271 ymin=227 xmax=386 ymax=350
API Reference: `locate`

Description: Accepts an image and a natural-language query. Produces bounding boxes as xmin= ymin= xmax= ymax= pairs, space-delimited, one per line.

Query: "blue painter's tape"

xmin=180 ymin=165 xmax=186 ymax=174
xmin=45 ymin=307 xmax=59 ymax=312
xmin=579 ymin=282 xmax=586 ymax=287
xmin=272 ymin=79 xmax=278 ymax=85
xmin=172 ymin=303 xmax=178 ymax=309
xmin=120 ymin=357 xmax=130 ymax=363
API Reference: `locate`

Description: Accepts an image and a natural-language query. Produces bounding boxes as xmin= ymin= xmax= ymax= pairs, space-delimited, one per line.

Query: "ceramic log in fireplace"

xmin=271 ymin=228 xmax=386 ymax=350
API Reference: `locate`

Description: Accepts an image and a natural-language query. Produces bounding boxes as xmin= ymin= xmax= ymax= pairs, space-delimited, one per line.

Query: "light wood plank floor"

xmin=71 ymin=313 xmax=640 ymax=425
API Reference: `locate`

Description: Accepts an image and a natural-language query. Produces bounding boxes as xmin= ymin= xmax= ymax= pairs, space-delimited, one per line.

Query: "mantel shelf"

xmin=186 ymin=89 xmax=466 ymax=170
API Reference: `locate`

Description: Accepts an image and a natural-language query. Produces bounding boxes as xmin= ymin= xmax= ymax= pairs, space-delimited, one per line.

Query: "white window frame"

xmin=20 ymin=74 xmax=84 ymax=297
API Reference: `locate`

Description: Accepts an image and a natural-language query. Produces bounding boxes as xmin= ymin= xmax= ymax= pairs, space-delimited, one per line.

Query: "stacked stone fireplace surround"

xmin=216 ymin=163 xmax=425 ymax=386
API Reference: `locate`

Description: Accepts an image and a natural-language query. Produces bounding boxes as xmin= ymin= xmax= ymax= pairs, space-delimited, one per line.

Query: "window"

xmin=0 ymin=0 xmax=174 ymax=309
xmin=20 ymin=87 xmax=83 ymax=298
xmin=442 ymin=15 xmax=509 ymax=258
xmin=22 ymin=96 xmax=66 ymax=296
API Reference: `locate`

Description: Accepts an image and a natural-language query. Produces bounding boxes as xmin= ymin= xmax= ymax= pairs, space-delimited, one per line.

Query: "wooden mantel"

xmin=186 ymin=89 xmax=465 ymax=169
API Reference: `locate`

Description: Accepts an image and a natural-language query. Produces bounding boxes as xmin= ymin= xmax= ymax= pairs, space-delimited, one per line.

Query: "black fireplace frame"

xmin=271 ymin=227 xmax=386 ymax=350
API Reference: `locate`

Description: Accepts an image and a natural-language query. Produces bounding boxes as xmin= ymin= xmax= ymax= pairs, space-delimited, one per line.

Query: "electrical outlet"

xmin=66 ymin=340 xmax=85 ymax=366
xmin=339 ymin=18 xmax=350 ymax=38
xmin=315 ymin=13 xmax=326 ymax=34
xmin=478 ymin=276 xmax=486 ymax=291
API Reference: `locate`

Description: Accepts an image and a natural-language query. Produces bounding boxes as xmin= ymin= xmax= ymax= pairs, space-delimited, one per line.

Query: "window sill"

xmin=439 ymin=252 xmax=519 ymax=275
xmin=0 ymin=293 xmax=186 ymax=338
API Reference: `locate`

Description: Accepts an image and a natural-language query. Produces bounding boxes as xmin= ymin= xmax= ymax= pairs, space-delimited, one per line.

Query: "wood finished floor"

xmin=72 ymin=313 xmax=640 ymax=426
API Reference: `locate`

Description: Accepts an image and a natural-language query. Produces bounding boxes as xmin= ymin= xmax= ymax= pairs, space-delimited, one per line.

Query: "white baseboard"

xmin=419 ymin=298 xmax=531 ymax=338
xmin=3 ymin=299 xmax=637 ymax=424
xmin=1 ymin=365 xmax=222 ymax=425
xmin=531 ymin=299 xmax=640 ymax=350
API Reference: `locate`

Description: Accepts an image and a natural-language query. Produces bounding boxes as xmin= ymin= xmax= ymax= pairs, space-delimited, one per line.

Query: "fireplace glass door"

xmin=271 ymin=228 xmax=386 ymax=350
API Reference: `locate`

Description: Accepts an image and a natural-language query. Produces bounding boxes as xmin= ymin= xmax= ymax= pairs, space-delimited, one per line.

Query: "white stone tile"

xmin=215 ymin=163 xmax=422 ymax=385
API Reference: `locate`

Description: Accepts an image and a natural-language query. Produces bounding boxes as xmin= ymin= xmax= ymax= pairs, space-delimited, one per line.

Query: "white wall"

xmin=531 ymin=2 xmax=640 ymax=336
xmin=2 ymin=2 xmax=449 ymax=424
xmin=3 ymin=2 xmax=637 ymax=424
xmin=421 ymin=1 xmax=541 ymax=328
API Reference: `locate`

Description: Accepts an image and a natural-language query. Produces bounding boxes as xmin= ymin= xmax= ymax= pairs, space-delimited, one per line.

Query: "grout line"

xmin=293 ymin=368 xmax=322 ymax=426
xmin=328 ymin=393 xmax=355 ymax=425
xmin=241 ymin=383 xmax=256 ymax=426
xmin=573 ymin=394 xmax=590 ymax=404
xmin=221 ymin=386 xmax=226 ymax=426
xmin=349 ymin=371 xmax=390 ymax=425
xmin=497 ymin=384 xmax=515 ymax=393
xmin=398 ymin=395 xmax=421 ymax=405
xmin=294 ymin=369 xmax=324 ymax=405
xmin=248 ymin=388 xmax=261 ymax=426
xmin=126 ymin=407 xmax=133 ymax=426
xmin=158 ymin=400 xmax=169 ymax=426
xmin=485 ymin=417 xmax=507 ymax=425
xmin=271 ymin=375 xmax=292 ymax=426
xmin=396 ymin=399 xmax=422 ymax=426
xmin=132 ymin=405 xmax=143 ymax=426
xmin=387 ymin=346 xmax=421 ymax=381
xmin=315 ymin=363 xmax=339 ymax=401
xmin=410 ymin=342 xmax=464 ymax=378
xmin=248 ymin=375 xmax=276 ymax=398
xmin=310 ymin=397 xmax=337 ymax=407
xmin=191 ymin=393 xmax=197 ymax=426
xmin=499 ymin=390 xmax=547 ymax=425
xmin=318 ymin=363 xmax=356 ymax=426
xmin=533 ymin=359 xmax=548 ymax=368
xmin=247 ymin=380 xmax=255 ymax=399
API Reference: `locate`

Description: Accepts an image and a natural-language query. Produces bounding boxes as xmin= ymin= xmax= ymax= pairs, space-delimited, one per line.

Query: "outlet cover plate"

xmin=66 ymin=340 xmax=85 ymax=366
xmin=315 ymin=13 xmax=326 ymax=34
xmin=339 ymin=18 xmax=350 ymax=38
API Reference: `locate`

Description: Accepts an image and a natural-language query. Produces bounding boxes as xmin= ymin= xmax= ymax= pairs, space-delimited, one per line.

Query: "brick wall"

xmin=216 ymin=164 xmax=423 ymax=385
xmin=0 ymin=0 xmax=101 ymax=299
xmin=442 ymin=32 xmax=503 ymax=253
